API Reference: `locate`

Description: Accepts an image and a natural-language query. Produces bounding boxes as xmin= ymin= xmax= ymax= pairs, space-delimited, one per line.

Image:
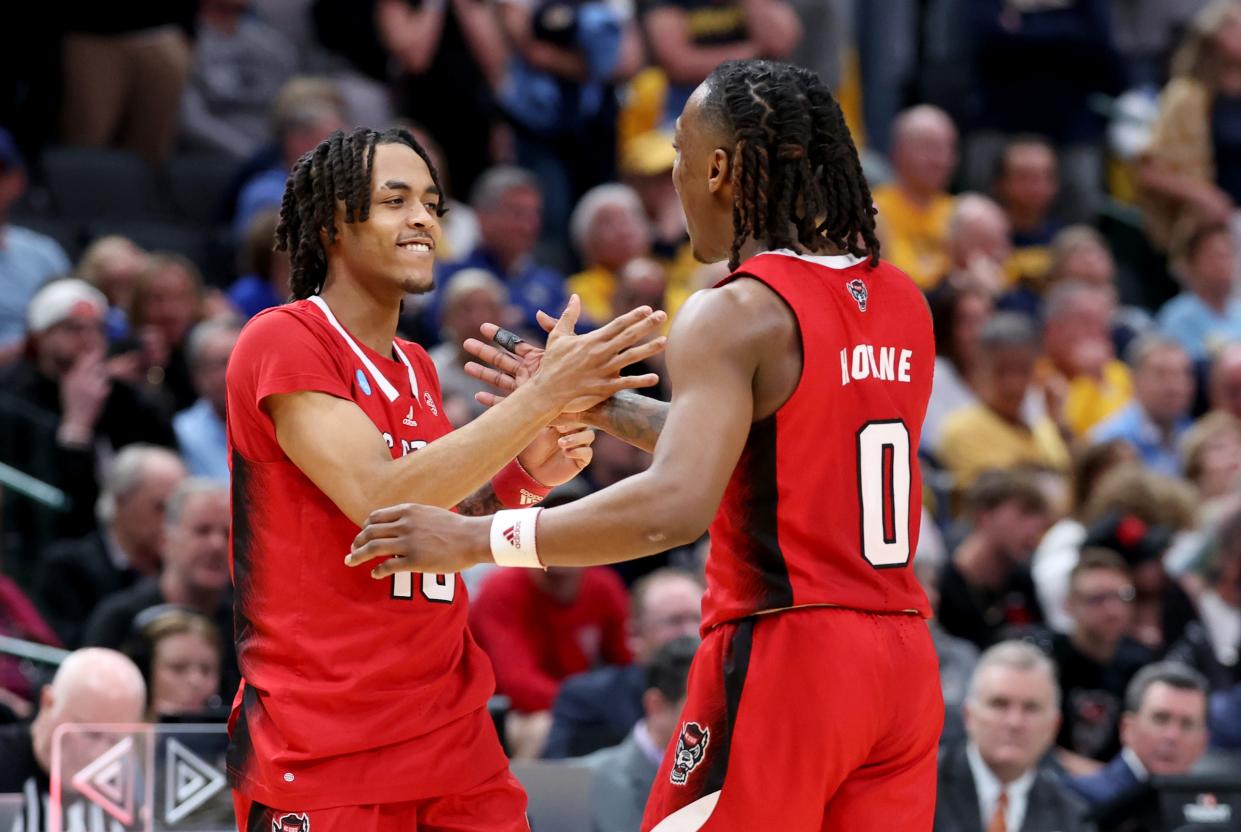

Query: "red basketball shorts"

xmin=233 ymin=764 xmax=528 ymax=832
xmin=641 ymin=606 xmax=943 ymax=831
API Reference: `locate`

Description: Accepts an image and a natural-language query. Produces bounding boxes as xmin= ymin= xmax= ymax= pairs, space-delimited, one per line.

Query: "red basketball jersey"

xmin=701 ymin=250 xmax=935 ymax=631
xmin=225 ymin=298 xmax=503 ymax=809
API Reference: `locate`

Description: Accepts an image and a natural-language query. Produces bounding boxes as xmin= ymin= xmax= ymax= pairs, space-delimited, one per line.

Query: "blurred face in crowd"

xmin=950 ymin=200 xmax=1012 ymax=272
xmin=979 ymin=343 xmax=1036 ymax=422
xmin=965 ymin=663 xmax=1060 ymax=783
xmin=1121 ymin=682 xmax=1208 ymax=775
xmin=892 ymin=107 xmax=957 ymax=198
xmin=613 ymin=259 xmax=668 ymax=318
xmin=31 ymin=654 xmax=146 ymax=776
xmin=1194 ymin=427 xmax=1241 ymax=498
xmin=140 ymin=262 xmax=201 ymax=348
xmin=35 ymin=312 xmax=107 ymax=378
xmin=980 ymin=499 xmax=1048 ymax=564
xmin=996 ymin=142 xmax=1058 ymax=225
xmin=1067 ymin=566 xmax=1135 ymax=649
xmin=1044 ymin=288 xmax=1114 ymax=377
xmin=334 ymin=142 xmax=443 ymax=298
xmin=478 ymin=185 xmax=542 ymax=271
xmin=113 ymin=454 xmax=188 ymax=567
xmin=1134 ymin=345 xmax=1194 ymax=429
xmin=1186 ymin=229 xmax=1237 ymax=301
xmin=1215 ymin=8 xmax=1241 ymax=97
xmin=194 ymin=328 xmax=239 ymax=417
xmin=1211 ymin=346 xmax=1241 ymax=420
xmin=631 ymin=575 xmax=703 ymax=662
xmin=150 ymin=631 xmax=220 ymax=716
xmin=586 ymin=202 xmax=649 ymax=271
xmin=950 ymin=290 xmax=992 ymax=374
xmin=442 ymin=285 xmax=505 ymax=346
xmin=165 ymin=490 xmax=231 ymax=595
xmin=86 ymin=238 xmax=148 ymax=311
xmin=1059 ymin=241 xmax=1116 ymax=290
xmin=282 ymin=110 xmax=346 ymax=168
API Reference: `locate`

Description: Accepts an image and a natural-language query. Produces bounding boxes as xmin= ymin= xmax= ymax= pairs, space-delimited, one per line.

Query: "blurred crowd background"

xmin=2 ymin=0 xmax=1241 ymax=830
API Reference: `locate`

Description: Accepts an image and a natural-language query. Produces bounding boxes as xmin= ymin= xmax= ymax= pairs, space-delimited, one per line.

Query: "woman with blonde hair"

xmin=1137 ymin=0 xmax=1241 ymax=248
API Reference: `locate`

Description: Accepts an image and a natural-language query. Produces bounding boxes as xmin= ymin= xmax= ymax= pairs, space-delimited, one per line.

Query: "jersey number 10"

xmin=391 ymin=572 xmax=456 ymax=603
xmin=856 ymin=420 xmax=912 ymax=568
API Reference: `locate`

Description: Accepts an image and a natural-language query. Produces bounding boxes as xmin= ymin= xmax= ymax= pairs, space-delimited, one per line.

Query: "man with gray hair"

xmin=1090 ymin=335 xmax=1195 ymax=476
xmin=174 ymin=319 xmax=242 ymax=482
xmin=428 ymin=270 xmax=510 ymax=424
xmin=83 ymin=478 xmax=237 ymax=699
xmin=935 ymin=640 xmax=1092 ymax=832
xmin=430 ymin=165 xmax=567 ymax=336
xmin=0 ymin=648 xmax=147 ymax=831
xmin=36 ymin=444 xmax=186 ymax=646
xmin=944 ymin=193 xmax=1012 ymax=297
xmin=1070 ymin=662 xmax=1210 ymax=828
xmin=567 ymin=184 xmax=653 ymax=325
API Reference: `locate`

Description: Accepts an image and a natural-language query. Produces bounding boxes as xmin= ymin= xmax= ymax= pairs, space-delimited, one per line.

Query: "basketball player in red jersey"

xmin=349 ymin=61 xmax=944 ymax=830
xmin=225 ymin=126 xmax=667 ymax=832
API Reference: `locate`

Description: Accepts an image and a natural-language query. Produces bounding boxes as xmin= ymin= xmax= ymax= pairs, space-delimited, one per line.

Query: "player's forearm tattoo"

xmin=592 ymin=390 xmax=668 ymax=453
xmin=455 ymin=483 xmax=505 ymax=516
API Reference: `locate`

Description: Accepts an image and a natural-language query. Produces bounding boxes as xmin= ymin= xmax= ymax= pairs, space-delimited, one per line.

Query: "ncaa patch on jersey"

xmin=355 ymin=369 xmax=372 ymax=396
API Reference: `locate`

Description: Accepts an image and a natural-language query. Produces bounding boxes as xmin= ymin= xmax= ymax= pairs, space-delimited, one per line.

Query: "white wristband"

xmin=489 ymin=508 xmax=545 ymax=568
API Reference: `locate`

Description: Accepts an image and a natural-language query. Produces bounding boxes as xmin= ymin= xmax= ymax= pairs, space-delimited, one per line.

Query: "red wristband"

xmin=492 ymin=458 xmax=552 ymax=507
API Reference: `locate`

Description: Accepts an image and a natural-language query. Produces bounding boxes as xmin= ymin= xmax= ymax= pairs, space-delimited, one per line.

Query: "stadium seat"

xmin=9 ymin=215 xmax=84 ymax=263
xmin=166 ymin=153 xmax=242 ymax=225
xmin=42 ymin=146 xmax=172 ymax=221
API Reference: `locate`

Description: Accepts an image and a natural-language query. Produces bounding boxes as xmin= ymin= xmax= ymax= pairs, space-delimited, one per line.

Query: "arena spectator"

xmin=923 ymin=283 xmax=993 ymax=452
xmin=872 ymin=105 xmax=958 ymax=291
xmin=567 ymin=184 xmax=652 ymax=324
xmin=937 ymin=469 xmax=1051 ymax=650
xmin=1208 ymin=341 xmax=1241 ymax=419
xmin=1182 ymin=411 xmax=1241 ymax=501
xmin=1052 ymin=549 xmax=1156 ymax=763
xmin=0 ymin=648 xmax=146 ymax=831
xmin=180 ymin=0 xmax=299 ymax=159
xmin=60 ymin=3 xmax=194 ymax=162
xmin=0 ymin=279 xmax=175 ymax=584
xmin=433 ymin=166 xmax=567 ymax=335
xmin=1070 ymin=663 xmax=1210 ymax=829
xmin=937 ymin=313 xmax=1070 ymax=493
xmin=75 ymin=236 xmax=149 ymax=342
xmin=428 ymin=269 xmax=511 ymax=425
xmin=129 ymin=253 xmax=207 ymax=414
xmin=544 ymin=568 xmax=702 ymax=759
xmin=934 ymin=641 xmax=1091 ymax=832
xmin=1091 ymin=335 xmax=1195 ymax=476
xmin=174 ymin=320 xmax=241 ymax=482
xmin=227 ymin=211 xmax=290 ymax=319
xmin=943 ymin=193 xmax=1012 ymax=297
xmin=82 ymin=479 xmax=237 ymax=701
xmin=35 ymin=444 xmax=187 ymax=647
xmin=620 ymin=131 xmax=686 ymax=259
xmin=1158 ymin=220 xmax=1241 ymax=362
xmin=574 ymin=635 xmax=698 ymax=832
xmin=993 ymin=135 xmax=1064 ymax=293
xmin=0 ymin=129 xmax=71 ymax=363
xmin=123 ymin=608 xmax=224 ymax=718
xmin=1040 ymin=281 xmax=1134 ymax=438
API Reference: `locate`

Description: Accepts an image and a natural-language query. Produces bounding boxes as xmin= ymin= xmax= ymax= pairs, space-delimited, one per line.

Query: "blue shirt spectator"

xmin=1157 ymin=222 xmax=1241 ymax=361
xmin=228 ymin=210 xmax=289 ymax=320
xmin=173 ymin=399 xmax=228 ymax=483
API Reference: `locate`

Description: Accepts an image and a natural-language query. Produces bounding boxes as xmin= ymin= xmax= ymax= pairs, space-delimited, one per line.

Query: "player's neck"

xmin=318 ymin=275 xmax=402 ymax=357
xmin=739 ymin=233 xmax=843 ymax=263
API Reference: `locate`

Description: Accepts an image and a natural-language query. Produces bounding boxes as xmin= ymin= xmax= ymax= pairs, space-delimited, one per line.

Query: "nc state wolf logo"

xmin=846 ymin=279 xmax=868 ymax=312
xmin=273 ymin=812 xmax=309 ymax=832
xmin=670 ymin=722 xmax=710 ymax=785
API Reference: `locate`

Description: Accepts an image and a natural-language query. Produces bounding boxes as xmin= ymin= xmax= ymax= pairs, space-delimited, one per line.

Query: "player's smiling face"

xmin=338 ymin=141 xmax=443 ymax=297
xmin=673 ymin=84 xmax=735 ymax=265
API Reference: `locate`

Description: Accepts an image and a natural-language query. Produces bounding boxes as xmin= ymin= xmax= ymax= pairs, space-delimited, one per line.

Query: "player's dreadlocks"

xmin=275 ymin=127 xmax=447 ymax=300
xmin=700 ymin=60 xmax=880 ymax=271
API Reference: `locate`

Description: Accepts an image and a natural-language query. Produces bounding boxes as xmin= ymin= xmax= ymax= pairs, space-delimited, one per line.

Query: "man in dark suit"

xmin=935 ymin=640 xmax=1092 ymax=832
xmin=35 ymin=444 xmax=186 ymax=646
xmin=573 ymin=636 xmax=697 ymax=832
xmin=1070 ymin=662 xmax=1210 ymax=831
xmin=543 ymin=568 xmax=703 ymax=759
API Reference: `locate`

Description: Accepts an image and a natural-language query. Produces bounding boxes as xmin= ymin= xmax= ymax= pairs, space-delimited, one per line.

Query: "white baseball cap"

xmin=26 ymin=279 xmax=108 ymax=334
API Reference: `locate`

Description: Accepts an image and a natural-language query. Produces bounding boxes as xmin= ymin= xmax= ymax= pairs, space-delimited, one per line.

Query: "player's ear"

xmin=707 ymin=147 xmax=730 ymax=195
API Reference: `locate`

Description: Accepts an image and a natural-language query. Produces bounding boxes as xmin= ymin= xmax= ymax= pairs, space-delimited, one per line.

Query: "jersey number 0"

xmin=856 ymin=420 xmax=912 ymax=568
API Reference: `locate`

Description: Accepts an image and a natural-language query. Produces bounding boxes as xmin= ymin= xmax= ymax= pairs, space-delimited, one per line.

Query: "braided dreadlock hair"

xmin=275 ymin=127 xmax=447 ymax=300
xmin=699 ymin=60 xmax=880 ymax=271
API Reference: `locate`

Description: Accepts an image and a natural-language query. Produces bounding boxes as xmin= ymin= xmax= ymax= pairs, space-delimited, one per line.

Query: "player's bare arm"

xmin=463 ymin=317 xmax=671 ymax=453
xmin=347 ymin=278 xmax=799 ymax=575
xmin=267 ymin=299 xmax=666 ymax=527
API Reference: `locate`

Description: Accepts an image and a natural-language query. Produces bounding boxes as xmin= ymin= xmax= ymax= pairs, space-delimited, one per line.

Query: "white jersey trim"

xmin=649 ymin=791 xmax=721 ymax=832
xmin=764 ymin=248 xmax=868 ymax=270
xmin=307 ymin=295 xmax=418 ymax=403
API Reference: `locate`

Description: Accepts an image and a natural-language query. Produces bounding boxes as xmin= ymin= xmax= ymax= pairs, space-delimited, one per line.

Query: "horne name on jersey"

xmin=839 ymin=344 xmax=915 ymax=386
